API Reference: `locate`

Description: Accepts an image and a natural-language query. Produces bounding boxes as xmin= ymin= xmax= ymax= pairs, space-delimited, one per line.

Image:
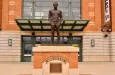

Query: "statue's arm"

xmin=48 ymin=10 xmax=51 ymax=23
xmin=60 ymin=10 xmax=63 ymax=22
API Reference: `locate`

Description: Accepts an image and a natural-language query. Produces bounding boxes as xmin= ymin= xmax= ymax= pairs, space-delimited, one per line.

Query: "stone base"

xmin=40 ymin=44 xmax=72 ymax=46
xmin=33 ymin=46 xmax=79 ymax=75
xmin=33 ymin=69 xmax=79 ymax=75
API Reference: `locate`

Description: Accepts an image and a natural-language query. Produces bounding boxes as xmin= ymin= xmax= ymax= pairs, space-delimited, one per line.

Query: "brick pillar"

xmin=2 ymin=0 xmax=22 ymax=30
xmin=0 ymin=0 xmax=2 ymax=28
xmin=111 ymin=0 xmax=115 ymax=62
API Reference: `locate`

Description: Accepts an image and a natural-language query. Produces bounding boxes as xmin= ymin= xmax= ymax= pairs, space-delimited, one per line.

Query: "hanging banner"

xmin=105 ymin=0 xmax=110 ymax=22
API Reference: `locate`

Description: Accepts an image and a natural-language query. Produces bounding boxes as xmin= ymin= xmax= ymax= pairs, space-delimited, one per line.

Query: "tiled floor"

xmin=0 ymin=62 xmax=115 ymax=75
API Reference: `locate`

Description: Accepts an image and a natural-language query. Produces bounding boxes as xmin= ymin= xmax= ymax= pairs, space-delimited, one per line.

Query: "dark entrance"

xmin=21 ymin=36 xmax=82 ymax=62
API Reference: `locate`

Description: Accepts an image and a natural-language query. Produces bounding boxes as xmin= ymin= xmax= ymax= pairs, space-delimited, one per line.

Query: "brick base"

xmin=33 ymin=52 xmax=78 ymax=69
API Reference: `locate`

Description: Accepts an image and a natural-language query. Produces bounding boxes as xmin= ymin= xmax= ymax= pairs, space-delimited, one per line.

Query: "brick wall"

xmin=33 ymin=52 xmax=78 ymax=69
xmin=111 ymin=0 xmax=115 ymax=31
xmin=83 ymin=32 xmax=111 ymax=62
xmin=0 ymin=31 xmax=21 ymax=62
xmin=82 ymin=0 xmax=103 ymax=31
xmin=1 ymin=0 xmax=114 ymax=31
xmin=2 ymin=0 xmax=22 ymax=30
xmin=0 ymin=0 xmax=2 ymax=28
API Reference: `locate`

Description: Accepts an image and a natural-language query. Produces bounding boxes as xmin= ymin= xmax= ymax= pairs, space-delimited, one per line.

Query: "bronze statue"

xmin=48 ymin=2 xmax=63 ymax=44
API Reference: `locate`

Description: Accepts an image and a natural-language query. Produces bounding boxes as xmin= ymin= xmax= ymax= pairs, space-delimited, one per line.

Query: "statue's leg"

xmin=56 ymin=22 xmax=60 ymax=44
xmin=51 ymin=24 xmax=55 ymax=44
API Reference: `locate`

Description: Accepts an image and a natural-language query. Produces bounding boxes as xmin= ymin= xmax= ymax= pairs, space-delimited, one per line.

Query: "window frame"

xmin=22 ymin=0 xmax=82 ymax=20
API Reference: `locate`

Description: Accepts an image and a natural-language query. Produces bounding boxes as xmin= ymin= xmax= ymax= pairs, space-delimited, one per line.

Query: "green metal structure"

xmin=15 ymin=19 xmax=89 ymax=31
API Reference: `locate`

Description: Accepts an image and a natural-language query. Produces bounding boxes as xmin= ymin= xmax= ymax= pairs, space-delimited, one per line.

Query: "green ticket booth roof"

xmin=15 ymin=19 xmax=89 ymax=31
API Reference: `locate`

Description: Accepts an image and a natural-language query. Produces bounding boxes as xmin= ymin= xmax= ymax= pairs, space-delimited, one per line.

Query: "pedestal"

xmin=33 ymin=45 xmax=79 ymax=75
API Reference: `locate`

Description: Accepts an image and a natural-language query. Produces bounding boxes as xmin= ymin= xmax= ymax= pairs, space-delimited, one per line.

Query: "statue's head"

xmin=53 ymin=1 xmax=58 ymax=8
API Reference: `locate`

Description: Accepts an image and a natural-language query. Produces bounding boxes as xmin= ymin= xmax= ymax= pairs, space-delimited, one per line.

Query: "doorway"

xmin=21 ymin=36 xmax=82 ymax=62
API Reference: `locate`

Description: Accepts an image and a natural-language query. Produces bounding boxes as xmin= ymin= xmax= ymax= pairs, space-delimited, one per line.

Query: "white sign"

xmin=105 ymin=0 xmax=110 ymax=22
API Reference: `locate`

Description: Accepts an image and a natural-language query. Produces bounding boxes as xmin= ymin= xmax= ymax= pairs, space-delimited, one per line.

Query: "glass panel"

xmin=32 ymin=26 xmax=41 ymax=29
xmin=60 ymin=37 xmax=63 ymax=44
xmin=76 ymin=21 xmax=88 ymax=24
xmin=21 ymin=26 xmax=31 ymax=29
xmin=17 ymin=20 xmax=29 ymax=23
xmin=30 ymin=20 xmax=40 ymax=23
xmin=23 ymin=1 xmax=32 ymax=7
xmin=23 ymin=0 xmax=81 ymax=20
xmin=71 ymin=0 xmax=80 ymax=2
xmin=23 ymin=0 xmax=33 ymax=19
xmin=36 ymin=37 xmax=40 ymax=43
xmin=24 ymin=44 xmax=32 ymax=55
xmin=42 ymin=20 xmax=50 ymax=23
xmin=63 ymin=37 xmax=69 ymax=44
xmin=23 ymin=37 xmax=32 ymax=42
xmin=72 ymin=3 xmax=80 ymax=7
xmin=74 ymin=26 xmax=83 ymax=29
xmin=43 ymin=26 xmax=51 ymax=29
xmin=54 ymin=37 xmax=58 ymax=43
xmin=41 ymin=37 xmax=51 ymax=44
xmin=72 ymin=37 xmax=81 ymax=44
xmin=63 ymin=26 xmax=72 ymax=29
xmin=64 ymin=21 xmax=75 ymax=24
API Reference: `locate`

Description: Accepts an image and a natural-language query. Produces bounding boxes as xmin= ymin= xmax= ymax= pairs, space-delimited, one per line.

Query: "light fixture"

xmin=107 ymin=28 xmax=112 ymax=33
xmin=8 ymin=39 xmax=12 ymax=46
xmin=32 ymin=32 xmax=35 ymax=36
xmin=101 ymin=28 xmax=105 ymax=32
xmin=104 ymin=34 xmax=108 ymax=37
xmin=91 ymin=39 xmax=95 ymax=47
